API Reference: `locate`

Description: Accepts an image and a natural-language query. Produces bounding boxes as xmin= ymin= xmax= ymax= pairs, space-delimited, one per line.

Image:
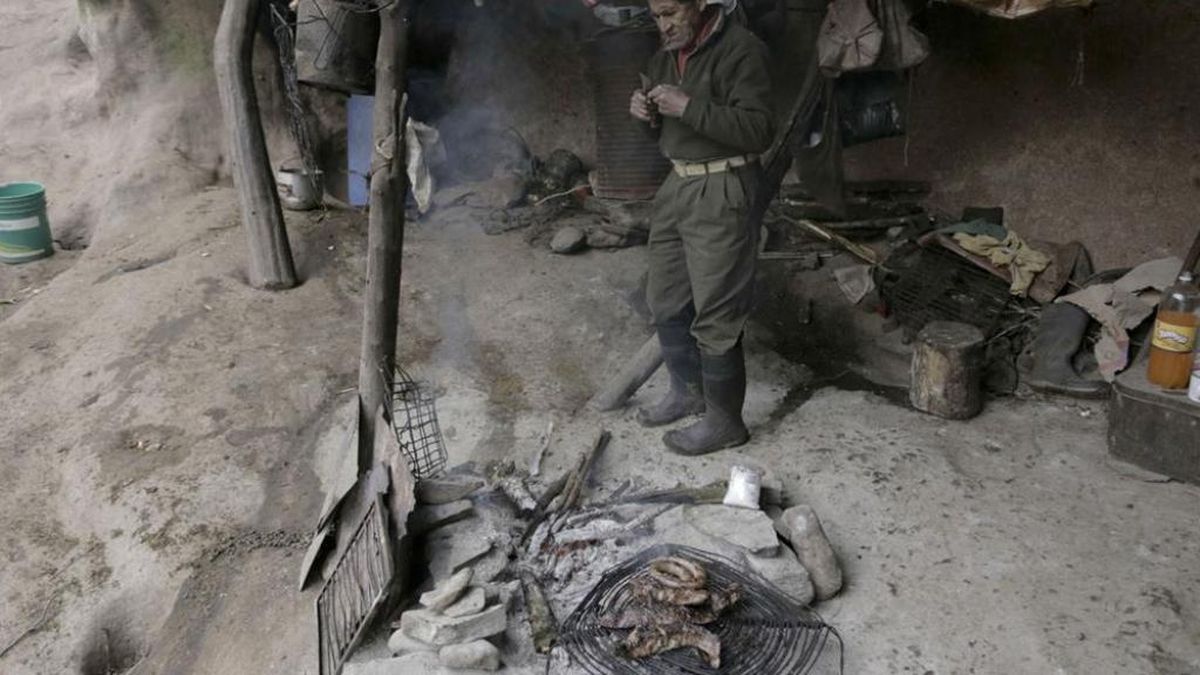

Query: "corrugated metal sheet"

xmin=587 ymin=28 xmax=671 ymax=201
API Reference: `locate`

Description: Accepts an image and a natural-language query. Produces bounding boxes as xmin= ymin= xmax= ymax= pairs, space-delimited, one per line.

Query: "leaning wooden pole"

xmin=214 ymin=0 xmax=298 ymax=290
xmin=357 ymin=0 xmax=411 ymax=471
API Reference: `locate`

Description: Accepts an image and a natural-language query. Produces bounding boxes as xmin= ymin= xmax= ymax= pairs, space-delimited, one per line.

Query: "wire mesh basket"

xmin=382 ymin=366 xmax=447 ymax=480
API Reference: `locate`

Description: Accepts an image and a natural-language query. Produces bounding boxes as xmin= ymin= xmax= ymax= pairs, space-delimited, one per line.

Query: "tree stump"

xmin=910 ymin=321 xmax=984 ymax=420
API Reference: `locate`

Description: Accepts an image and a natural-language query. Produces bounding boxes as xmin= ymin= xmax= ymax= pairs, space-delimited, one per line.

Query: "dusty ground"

xmin=2 ymin=2 xmax=1199 ymax=675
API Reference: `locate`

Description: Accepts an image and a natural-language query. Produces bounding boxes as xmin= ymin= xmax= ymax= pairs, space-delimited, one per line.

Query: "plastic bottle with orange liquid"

xmin=1147 ymin=270 xmax=1200 ymax=389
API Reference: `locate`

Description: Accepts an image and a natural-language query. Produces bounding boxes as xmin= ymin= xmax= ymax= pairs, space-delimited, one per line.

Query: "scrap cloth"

xmin=952 ymin=231 xmax=1052 ymax=297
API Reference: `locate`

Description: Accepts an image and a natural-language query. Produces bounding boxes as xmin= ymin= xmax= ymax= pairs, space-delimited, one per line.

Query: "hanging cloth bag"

xmin=871 ymin=0 xmax=930 ymax=70
xmin=817 ymin=0 xmax=883 ymax=76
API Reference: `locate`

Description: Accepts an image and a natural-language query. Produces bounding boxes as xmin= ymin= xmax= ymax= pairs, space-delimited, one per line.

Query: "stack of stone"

xmin=384 ymin=568 xmax=508 ymax=672
xmin=649 ymin=467 xmax=845 ymax=606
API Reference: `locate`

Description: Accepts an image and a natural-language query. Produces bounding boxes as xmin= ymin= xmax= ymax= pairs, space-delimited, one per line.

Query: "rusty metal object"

xmin=586 ymin=28 xmax=671 ymax=200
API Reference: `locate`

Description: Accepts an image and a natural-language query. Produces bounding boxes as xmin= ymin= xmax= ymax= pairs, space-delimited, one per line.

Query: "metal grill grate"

xmin=880 ymin=242 xmax=1014 ymax=338
xmin=384 ymin=367 xmax=448 ymax=480
xmin=561 ymin=545 xmax=841 ymax=674
xmin=316 ymin=497 xmax=394 ymax=675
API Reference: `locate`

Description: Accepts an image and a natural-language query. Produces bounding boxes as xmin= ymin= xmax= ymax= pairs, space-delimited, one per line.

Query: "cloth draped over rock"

xmin=1058 ymin=257 xmax=1182 ymax=382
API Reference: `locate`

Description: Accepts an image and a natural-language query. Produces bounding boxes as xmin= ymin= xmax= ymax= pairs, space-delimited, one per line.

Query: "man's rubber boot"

xmin=1026 ymin=302 xmax=1108 ymax=399
xmin=663 ymin=344 xmax=749 ymax=456
xmin=637 ymin=322 xmax=705 ymax=427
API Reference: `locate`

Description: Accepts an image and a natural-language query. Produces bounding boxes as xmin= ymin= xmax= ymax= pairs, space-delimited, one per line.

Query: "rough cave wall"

xmin=440 ymin=1 xmax=598 ymax=166
xmin=492 ymin=0 xmax=1199 ymax=270
xmin=840 ymin=0 xmax=1200 ymax=270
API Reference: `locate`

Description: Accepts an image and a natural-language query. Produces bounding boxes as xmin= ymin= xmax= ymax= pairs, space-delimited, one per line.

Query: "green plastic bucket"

xmin=0 ymin=182 xmax=53 ymax=264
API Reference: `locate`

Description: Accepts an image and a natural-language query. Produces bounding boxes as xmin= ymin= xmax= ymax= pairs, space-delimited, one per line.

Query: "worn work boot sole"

xmin=662 ymin=420 xmax=749 ymax=456
xmin=1026 ymin=376 xmax=1110 ymax=400
xmin=637 ymin=395 xmax=705 ymax=427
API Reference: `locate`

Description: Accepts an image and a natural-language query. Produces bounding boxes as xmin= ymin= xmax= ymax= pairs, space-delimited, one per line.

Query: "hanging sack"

xmin=871 ymin=0 xmax=930 ymax=70
xmin=817 ymin=0 xmax=883 ymax=76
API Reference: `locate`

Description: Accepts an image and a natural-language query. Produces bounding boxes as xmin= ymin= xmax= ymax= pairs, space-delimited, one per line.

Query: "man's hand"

xmin=630 ymin=89 xmax=653 ymax=122
xmin=648 ymin=85 xmax=690 ymax=119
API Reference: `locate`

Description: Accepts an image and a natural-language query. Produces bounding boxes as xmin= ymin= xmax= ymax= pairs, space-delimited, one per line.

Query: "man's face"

xmin=648 ymin=0 xmax=704 ymax=51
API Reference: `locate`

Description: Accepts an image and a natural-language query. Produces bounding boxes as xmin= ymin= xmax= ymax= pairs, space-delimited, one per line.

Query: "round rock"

xmin=550 ymin=226 xmax=586 ymax=254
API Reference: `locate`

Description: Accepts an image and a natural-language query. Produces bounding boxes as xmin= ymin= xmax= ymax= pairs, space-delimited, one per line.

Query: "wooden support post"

xmin=214 ymin=0 xmax=298 ymax=290
xmin=910 ymin=321 xmax=985 ymax=420
xmin=357 ymin=0 xmax=410 ymax=472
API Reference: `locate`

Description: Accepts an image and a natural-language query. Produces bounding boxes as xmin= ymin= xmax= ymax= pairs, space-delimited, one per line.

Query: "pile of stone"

xmin=386 ymin=568 xmax=507 ymax=672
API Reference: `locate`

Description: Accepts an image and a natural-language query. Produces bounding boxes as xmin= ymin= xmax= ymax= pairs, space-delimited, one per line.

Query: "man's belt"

xmin=671 ymin=154 xmax=757 ymax=178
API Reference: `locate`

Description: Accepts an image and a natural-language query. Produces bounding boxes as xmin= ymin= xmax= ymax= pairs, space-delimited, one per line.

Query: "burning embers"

xmin=600 ymin=556 xmax=742 ymax=667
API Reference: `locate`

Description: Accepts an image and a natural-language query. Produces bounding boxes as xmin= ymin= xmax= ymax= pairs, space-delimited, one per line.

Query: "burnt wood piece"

xmin=358 ymin=1 xmax=411 ymax=470
xmin=590 ymin=335 xmax=664 ymax=412
xmin=215 ymin=0 xmax=297 ymax=290
xmin=910 ymin=321 xmax=985 ymax=420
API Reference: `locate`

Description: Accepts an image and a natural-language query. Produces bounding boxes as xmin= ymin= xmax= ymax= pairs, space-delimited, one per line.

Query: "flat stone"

xmin=416 ymin=477 xmax=485 ymax=505
xmin=346 ymin=652 xmax=496 ymax=675
xmin=780 ymin=505 xmax=843 ymax=601
xmin=400 ymin=604 xmax=507 ymax=646
xmin=428 ymin=528 xmax=494 ymax=581
xmin=444 ymin=587 xmax=487 ymax=618
xmin=745 ymin=546 xmax=815 ymax=606
xmin=410 ymin=499 xmax=474 ymax=535
xmin=685 ymin=504 xmax=781 ymax=556
xmin=550 ymin=226 xmax=586 ymax=254
xmin=439 ymin=640 xmax=501 ymax=671
xmin=420 ymin=567 xmax=473 ymax=611
xmin=387 ymin=629 xmax=437 ymax=655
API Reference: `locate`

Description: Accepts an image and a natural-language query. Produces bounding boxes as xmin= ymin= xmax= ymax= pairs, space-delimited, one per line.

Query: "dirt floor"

xmin=2 ymin=2 xmax=1200 ymax=675
xmin=3 ymin=184 xmax=1199 ymax=674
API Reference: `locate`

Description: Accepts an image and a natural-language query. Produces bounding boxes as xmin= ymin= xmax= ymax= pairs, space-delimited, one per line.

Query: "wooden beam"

xmin=214 ymin=0 xmax=298 ymax=290
xmin=589 ymin=335 xmax=663 ymax=412
xmin=358 ymin=0 xmax=411 ymax=471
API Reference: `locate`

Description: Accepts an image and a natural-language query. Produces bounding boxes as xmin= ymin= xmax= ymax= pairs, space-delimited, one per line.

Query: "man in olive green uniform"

xmin=629 ymin=0 xmax=773 ymax=455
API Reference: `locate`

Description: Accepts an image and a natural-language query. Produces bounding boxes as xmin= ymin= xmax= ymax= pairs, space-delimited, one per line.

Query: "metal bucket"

xmin=0 ymin=182 xmax=53 ymax=264
xmin=295 ymin=0 xmax=379 ymax=94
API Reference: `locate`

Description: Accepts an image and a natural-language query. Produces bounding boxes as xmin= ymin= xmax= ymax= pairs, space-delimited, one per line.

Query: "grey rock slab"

xmin=439 ymin=640 xmax=501 ymax=671
xmin=745 ymin=546 xmax=815 ymax=606
xmin=550 ymin=226 xmax=586 ymax=254
xmin=346 ymin=652 xmax=497 ymax=675
xmin=684 ymin=504 xmax=781 ymax=556
xmin=444 ymin=587 xmax=487 ymax=618
xmin=387 ymin=629 xmax=437 ymax=655
xmin=417 ymin=477 xmax=485 ymax=505
xmin=420 ymin=567 xmax=474 ymax=611
xmin=780 ymin=505 xmax=843 ymax=600
xmin=428 ymin=528 xmax=494 ymax=581
xmin=400 ymin=604 xmax=507 ymax=646
xmin=410 ymin=499 xmax=474 ymax=535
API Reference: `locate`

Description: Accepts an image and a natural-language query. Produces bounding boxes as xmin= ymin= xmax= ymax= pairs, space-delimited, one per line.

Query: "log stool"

xmin=910 ymin=321 xmax=985 ymax=420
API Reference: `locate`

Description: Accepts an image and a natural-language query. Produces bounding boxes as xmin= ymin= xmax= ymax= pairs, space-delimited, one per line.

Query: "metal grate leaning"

xmin=384 ymin=366 xmax=448 ymax=479
xmin=316 ymin=497 xmax=394 ymax=675
xmin=560 ymin=544 xmax=843 ymax=674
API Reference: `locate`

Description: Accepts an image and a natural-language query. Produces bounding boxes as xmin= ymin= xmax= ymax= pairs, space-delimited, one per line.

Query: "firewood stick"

xmin=589 ymin=336 xmax=663 ymax=412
